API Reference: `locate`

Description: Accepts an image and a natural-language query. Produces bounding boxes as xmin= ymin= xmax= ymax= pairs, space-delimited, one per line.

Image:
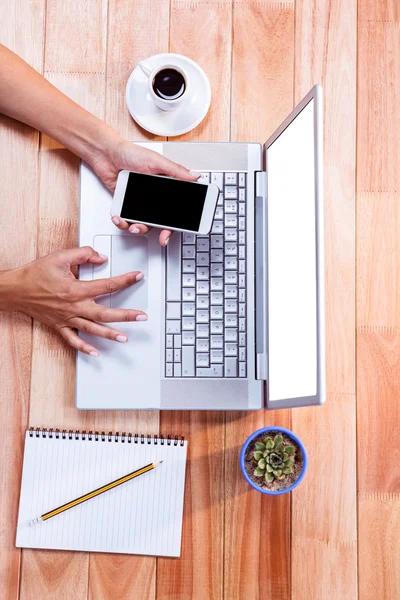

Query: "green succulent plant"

xmin=253 ymin=434 xmax=295 ymax=483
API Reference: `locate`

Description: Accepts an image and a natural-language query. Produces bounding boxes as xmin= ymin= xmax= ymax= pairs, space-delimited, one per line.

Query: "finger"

xmin=153 ymin=155 xmax=199 ymax=181
xmin=111 ymin=216 xmax=130 ymax=230
xmin=58 ymin=327 xmax=100 ymax=356
xmin=84 ymin=270 xmax=144 ymax=298
xmin=71 ymin=317 xmax=129 ymax=343
xmin=86 ymin=305 xmax=148 ymax=324
xmin=128 ymin=222 xmax=150 ymax=235
xmin=59 ymin=246 xmax=108 ymax=267
xmin=159 ymin=229 xmax=172 ymax=247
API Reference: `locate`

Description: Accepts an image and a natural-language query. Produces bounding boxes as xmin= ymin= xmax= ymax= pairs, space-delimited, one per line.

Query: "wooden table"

xmin=1 ymin=0 xmax=398 ymax=598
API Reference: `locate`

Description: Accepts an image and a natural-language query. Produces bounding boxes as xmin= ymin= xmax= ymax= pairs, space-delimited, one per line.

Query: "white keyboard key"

xmin=174 ymin=334 xmax=182 ymax=348
xmin=215 ymin=207 xmax=223 ymax=220
xmin=211 ymin=172 xmax=224 ymax=189
xmin=225 ymin=357 xmax=238 ymax=377
xmin=239 ymin=173 xmax=246 ymax=187
xmin=183 ymin=288 xmax=195 ymax=301
xmin=174 ymin=363 xmax=182 ymax=377
xmin=166 ymin=320 xmax=181 ymax=334
xmin=239 ymin=347 xmax=246 ymax=361
xmin=225 ymin=257 xmax=238 ymax=270
xmin=239 ymin=289 xmax=246 ymax=302
xmin=182 ymin=332 xmax=195 ymax=345
xmin=197 ymin=238 xmax=209 ymax=252
xmin=225 ymin=229 xmax=237 ymax=241
xmin=225 ymin=201 xmax=237 ymax=214
xmin=166 ymin=233 xmax=181 ymax=301
xmin=174 ymin=349 xmax=182 ymax=362
xmin=196 ymin=281 xmax=209 ymax=294
xmin=198 ymin=172 xmax=210 ymax=184
xmin=197 ymin=295 xmax=210 ymax=309
xmin=197 ymin=310 xmax=209 ymax=323
xmin=167 ymin=302 xmax=181 ymax=319
xmin=197 ymin=252 xmax=209 ymax=267
xmin=211 ymin=235 xmax=223 ymax=248
xmin=239 ymin=318 xmax=246 ymax=332
xmin=183 ymin=302 xmax=195 ymax=316
xmin=211 ymin=249 xmax=224 ymax=262
xmin=239 ymin=201 xmax=246 ymax=215
xmin=239 ymin=217 xmax=245 ymax=230
xmin=239 ymin=274 xmax=246 ymax=287
xmin=183 ymin=274 xmax=195 ymax=287
xmin=197 ymin=339 xmax=209 ymax=352
xmin=225 ymin=328 xmax=238 ymax=342
xmin=225 ymin=314 xmax=238 ymax=327
xmin=239 ymin=333 xmax=246 ymax=346
xmin=239 ymin=231 xmax=246 ymax=244
xmin=197 ymin=267 xmax=209 ymax=280
xmin=166 ymin=363 xmax=173 ymax=377
xmin=183 ymin=259 xmax=195 ymax=273
xmin=211 ymin=335 xmax=223 ymax=349
xmin=182 ymin=317 xmax=195 ymax=330
xmin=211 ymin=263 xmax=223 ymax=276
xmin=225 ymin=243 xmax=237 ymax=256
xmin=225 ymin=343 xmax=237 ymax=356
xmin=211 ymin=292 xmax=223 ymax=305
xmin=239 ymin=303 xmax=246 ymax=317
xmin=183 ymin=232 xmax=195 ymax=244
xmin=182 ymin=346 xmax=195 ymax=376
xmin=196 ymin=324 xmax=209 ymax=338
xmin=239 ymin=188 xmax=246 ymax=201
xmin=196 ymin=365 xmax=223 ymax=377
xmin=239 ymin=245 xmax=246 ymax=259
xmin=225 ymin=215 xmax=237 ymax=228
xmin=225 ymin=186 xmax=238 ymax=199
xmin=211 ymin=277 xmax=223 ymax=291
xmin=166 ymin=349 xmax=173 ymax=362
xmin=226 ymin=272 xmax=238 ymax=284
xmin=183 ymin=245 xmax=195 ymax=259
xmin=212 ymin=221 xmax=223 ymax=233
xmin=225 ymin=285 xmax=238 ymax=299
xmin=239 ymin=362 xmax=246 ymax=377
xmin=211 ymin=321 xmax=223 ymax=334
xmin=211 ymin=350 xmax=223 ymax=363
xmin=225 ymin=173 xmax=237 ymax=185
xmin=196 ymin=353 xmax=209 ymax=367
xmin=166 ymin=335 xmax=173 ymax=348
xmin=211 ymin=305 xmax=223 ymax=319
xmin=225 ymin=299 xmax=237 ymax=313
xmin=239 ymin=260 xmax=246 ymax=273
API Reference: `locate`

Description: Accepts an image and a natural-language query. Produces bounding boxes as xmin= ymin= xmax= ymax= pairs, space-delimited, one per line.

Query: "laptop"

xmin=77 ymin=85 xmax=325 ymax=411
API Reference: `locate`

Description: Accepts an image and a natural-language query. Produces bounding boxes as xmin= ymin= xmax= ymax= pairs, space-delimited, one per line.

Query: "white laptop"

xmin=77 ymin=85 xmax=325 ymax=410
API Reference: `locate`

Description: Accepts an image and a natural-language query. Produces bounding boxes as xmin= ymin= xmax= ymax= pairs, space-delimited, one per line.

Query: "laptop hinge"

xmin=254 ymin=171 xmax=268 ymax=381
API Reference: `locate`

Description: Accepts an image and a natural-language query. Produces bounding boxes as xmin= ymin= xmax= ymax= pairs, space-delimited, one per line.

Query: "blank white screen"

xmin=267 ymin=100 xmax=317 ymax=401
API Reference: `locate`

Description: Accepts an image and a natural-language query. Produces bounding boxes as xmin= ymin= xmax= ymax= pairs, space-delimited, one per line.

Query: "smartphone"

xmin=111 ymin=170 xmax=220 ymax=235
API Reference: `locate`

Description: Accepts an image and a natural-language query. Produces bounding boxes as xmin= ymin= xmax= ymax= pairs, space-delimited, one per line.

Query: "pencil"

xmin=29 ymin=461 xmax=163 ymax=525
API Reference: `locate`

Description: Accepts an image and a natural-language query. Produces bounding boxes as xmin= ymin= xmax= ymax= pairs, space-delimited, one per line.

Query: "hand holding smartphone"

xmin=111 ymin=170 xmax=219 ymax=236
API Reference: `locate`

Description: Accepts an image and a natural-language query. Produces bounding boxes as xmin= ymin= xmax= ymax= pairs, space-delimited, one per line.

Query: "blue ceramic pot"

xmin=240 ymin=426 xmax=308 ymax=496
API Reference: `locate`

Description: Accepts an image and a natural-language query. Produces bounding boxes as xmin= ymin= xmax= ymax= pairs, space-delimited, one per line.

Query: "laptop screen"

xmin=266 ymin=98 xmax=319 ymax=403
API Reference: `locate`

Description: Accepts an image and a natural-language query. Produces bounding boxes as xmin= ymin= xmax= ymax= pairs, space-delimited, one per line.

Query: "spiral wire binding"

xmin=29 ymin=427 xmax=185 ymax=446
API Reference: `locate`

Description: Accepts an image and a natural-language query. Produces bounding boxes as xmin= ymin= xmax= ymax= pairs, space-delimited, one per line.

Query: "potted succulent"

xmin=240 ymin=426 xmax=307 ymax=495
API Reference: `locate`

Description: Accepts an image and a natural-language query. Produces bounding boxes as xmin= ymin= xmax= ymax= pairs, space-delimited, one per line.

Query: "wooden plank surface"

xmin=291 ymin=0 xmax=357 ymax=598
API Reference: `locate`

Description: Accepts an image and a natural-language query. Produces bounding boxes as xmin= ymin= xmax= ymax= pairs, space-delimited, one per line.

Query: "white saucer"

xmin=126 ymin=53 xmax=211 ymax=137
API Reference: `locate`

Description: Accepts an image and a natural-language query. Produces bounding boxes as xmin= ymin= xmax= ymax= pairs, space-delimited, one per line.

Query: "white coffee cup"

xmin=138 ymin=61 xmax=188 ymax=112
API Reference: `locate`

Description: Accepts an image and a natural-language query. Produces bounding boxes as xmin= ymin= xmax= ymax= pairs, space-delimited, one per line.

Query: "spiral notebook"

xmin=16 ymin=429 xmax=188 ymax=557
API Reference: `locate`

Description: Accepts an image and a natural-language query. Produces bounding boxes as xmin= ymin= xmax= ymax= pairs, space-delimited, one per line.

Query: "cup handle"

xmin=138 ymin=61 xmax=152 ymax=77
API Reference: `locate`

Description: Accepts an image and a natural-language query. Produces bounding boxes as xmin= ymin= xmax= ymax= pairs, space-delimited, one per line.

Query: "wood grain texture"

xmin=292 ymin=0 xmax=357 ymax=598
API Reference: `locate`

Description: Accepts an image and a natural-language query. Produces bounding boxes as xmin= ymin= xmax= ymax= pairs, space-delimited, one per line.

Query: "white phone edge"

xmin=111 ymin=170 xmax=220 ymax=235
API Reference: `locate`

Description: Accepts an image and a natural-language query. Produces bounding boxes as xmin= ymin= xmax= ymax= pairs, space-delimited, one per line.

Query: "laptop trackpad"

xmin=111 ymin=235 xmax=148 ymax=311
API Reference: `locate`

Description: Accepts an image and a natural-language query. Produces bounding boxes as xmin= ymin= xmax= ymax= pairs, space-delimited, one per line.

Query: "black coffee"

xmin=153 ymin=68 xmax=185 ymax=100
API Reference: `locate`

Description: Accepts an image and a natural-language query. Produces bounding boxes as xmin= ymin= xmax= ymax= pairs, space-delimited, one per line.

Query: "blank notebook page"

xmin=16 ymin=431 xmax=187 ymax=557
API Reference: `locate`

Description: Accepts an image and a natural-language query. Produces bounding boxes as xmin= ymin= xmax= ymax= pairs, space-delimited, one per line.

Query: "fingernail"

xmin=135 ymin=272 xmax=144 ymax=281
xmin=112 ymin=216 xmax=120 ymax=225
xmin=116 ymin=335 xmax=128 ymax=343
xmin=130 ymin=227 xmax=140 ymax=234
xmin=99 ymin=253 xmax=108 ymax=259
xmin=189 ymin=170 xmax=200 ymax=179
xmin=136 ymin=314 xmax=148 ymax=322
xmin=90 ymin=351 xmax=99 ymax=357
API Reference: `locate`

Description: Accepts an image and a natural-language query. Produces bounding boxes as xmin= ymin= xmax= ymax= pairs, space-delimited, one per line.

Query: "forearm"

xmin=0 ymin=44 xmax=120 ymax=164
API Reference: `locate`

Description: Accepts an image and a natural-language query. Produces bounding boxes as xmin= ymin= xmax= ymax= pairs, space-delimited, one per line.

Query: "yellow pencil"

xmin=29 ymin=461 xmax=163 ymax=525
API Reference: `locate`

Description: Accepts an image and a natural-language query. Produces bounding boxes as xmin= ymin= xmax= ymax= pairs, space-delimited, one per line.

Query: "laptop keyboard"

xmin=165 ymin=171 xmax=247 ymax=378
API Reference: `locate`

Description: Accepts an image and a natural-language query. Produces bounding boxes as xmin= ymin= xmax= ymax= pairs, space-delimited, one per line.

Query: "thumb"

xmin=155 ymin=155 xmax=199 ymax=182
xmin=61 ymin=246 xmax=108 ymax=267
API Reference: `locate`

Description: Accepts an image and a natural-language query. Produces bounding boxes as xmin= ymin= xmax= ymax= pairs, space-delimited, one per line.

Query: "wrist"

xmin=0 ymin=267 xmax=24 ymax=312
xmin=72 ymin=119 xmax=122 ymax=168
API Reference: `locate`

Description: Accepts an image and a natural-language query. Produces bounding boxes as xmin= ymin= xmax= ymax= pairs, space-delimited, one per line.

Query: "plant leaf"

xmin=285 ymin=458 xmax=294 ymax=467
xmin=266 ymin=464 xmax=273 ymax=473
xmin=277 ymin=474 xmax=286 ymax=480
xmin=265 ymin=437 xmax=275 ymax=449
xmin=285 ymin=446 xmax=295 ymax=455
xmin=274 ymin=435 xmax=283 ymax=446
xmin=255 ymin=442 xmax=266 ymax=451
xmin=283 ymin=467 xmax=293 ymax=474
xmin=254 ymin=467 xmax=265 ymax=477
xmin=257 ymin=458 xmax=266 ymax=469
xmin=273 ymin=469 xmax=283 ymax=477
xmin=253 ymin=451 xmax=264 ymax=461
xmin=282 ymin=453 xmax=289 ymax=461
xmin=275 ymin=445 xmax=283 ymax=453
xmin=265 ymin=472 xmax=274 ymax=482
